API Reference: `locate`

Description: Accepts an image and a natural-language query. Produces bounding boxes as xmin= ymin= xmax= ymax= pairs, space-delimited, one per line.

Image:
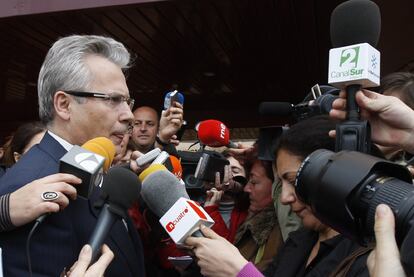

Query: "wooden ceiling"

xmin=0 ymin=0 xmax=413 ymax=139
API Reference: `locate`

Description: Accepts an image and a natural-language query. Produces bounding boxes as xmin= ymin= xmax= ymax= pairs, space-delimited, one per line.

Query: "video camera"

xmin=178 ymin=150 xmax=228 ymax=191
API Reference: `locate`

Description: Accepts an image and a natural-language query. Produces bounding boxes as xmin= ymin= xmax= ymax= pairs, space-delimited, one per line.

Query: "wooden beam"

xmin=0 ymin=0 xmax=167 ymax=18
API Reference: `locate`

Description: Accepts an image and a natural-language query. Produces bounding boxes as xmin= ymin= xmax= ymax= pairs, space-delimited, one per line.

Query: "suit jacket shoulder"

xmin=0 ymin=132 xmax=66 ymax=195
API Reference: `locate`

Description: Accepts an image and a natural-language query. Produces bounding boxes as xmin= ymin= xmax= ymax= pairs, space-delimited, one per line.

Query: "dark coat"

xmin=263 ymin=228 xmax=369 ymax=277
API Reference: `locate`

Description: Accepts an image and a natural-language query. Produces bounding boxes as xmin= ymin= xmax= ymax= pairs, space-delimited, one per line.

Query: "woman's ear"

xmin=54 ymin=91 xmax=71 ymax=121
xmin=13 ymin=152 xmax=21 ymax=163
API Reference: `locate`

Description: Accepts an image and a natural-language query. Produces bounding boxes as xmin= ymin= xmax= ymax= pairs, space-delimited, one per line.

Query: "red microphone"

xmin=197 ymin=119 xmax=237 ymax=148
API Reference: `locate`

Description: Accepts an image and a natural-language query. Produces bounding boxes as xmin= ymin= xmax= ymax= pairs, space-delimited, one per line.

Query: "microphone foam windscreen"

xmin=259 ymin=102 xmax=293 ymax=116
xmin=330 ymin=0 xmax=381 ymax=47
xmin=82 ymin=137 xmax=116 ymax=172
xmin=141 ymin=170 xmax=190 ymax=217
xmin=198 ymin=119 xmax=230 ymax=147
xmin=138 ymin=164 xmax=168 ymax=183
xmin=102 ymin=166 xmax=141 ymax=210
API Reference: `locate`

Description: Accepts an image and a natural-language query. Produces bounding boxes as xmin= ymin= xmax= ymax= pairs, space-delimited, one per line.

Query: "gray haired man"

xmin=0 ymin=35 xmax=144 ymax=276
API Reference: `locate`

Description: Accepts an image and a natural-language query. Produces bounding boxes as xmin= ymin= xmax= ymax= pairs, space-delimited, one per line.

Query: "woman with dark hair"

xmin=185 ymin=115 xmax=370 ymax=277
xmin=232 ymin=156 xmax=283 ymax=272
xmin=1 ymin=121 xmax=46 ymax=167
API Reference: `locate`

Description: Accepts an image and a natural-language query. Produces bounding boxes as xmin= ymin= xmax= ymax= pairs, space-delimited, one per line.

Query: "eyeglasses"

xmin=64 ymin=90 xmax=135 ymax=110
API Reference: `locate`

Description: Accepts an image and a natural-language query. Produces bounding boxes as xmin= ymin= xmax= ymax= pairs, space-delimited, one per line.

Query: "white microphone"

xmin=159 ymin=197 xmax=214 ymax=244
xmin=139 ymin=166 xmax=214 ymax=244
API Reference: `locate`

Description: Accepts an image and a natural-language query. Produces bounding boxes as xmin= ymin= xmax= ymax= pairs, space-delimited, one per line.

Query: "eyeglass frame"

xmin=64 ymin=90 xmax=135 ymax=110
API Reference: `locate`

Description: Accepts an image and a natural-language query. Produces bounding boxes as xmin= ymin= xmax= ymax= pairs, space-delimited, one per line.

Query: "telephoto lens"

xmin=295 ymin=149 xmax=413 ymax=245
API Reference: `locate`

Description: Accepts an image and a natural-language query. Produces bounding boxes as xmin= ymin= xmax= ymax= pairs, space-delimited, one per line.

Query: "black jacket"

xmin=263 ymin=228 xmax=369 ymax=277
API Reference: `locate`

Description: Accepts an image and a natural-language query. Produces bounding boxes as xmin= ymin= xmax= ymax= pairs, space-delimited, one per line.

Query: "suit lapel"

xmin=38 ymin=132 xmax=68 ymax=162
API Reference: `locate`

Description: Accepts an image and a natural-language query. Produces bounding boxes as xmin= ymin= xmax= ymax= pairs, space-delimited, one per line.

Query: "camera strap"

xmin=329 ymin=244 xmax=374 ymax=277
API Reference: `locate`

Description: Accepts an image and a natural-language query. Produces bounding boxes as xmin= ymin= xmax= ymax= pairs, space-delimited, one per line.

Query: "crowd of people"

xmin=0 ymin=33 xmax=413 ymax=277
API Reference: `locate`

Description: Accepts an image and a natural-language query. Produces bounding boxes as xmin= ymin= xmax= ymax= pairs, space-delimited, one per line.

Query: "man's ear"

xmin=54 ymin=91 xmax=71 ymax=121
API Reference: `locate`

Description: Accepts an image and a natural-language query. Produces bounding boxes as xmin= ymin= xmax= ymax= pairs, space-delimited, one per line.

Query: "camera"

xmin=178 ymin=150 xmax=231 ymax=200
xmin=194 ymin=152 xmax=229 ymax=183
xmin=295 ymin=149 xmax=413 ymax=245
xmin=179 ymin=150 xmax=228 ymax=185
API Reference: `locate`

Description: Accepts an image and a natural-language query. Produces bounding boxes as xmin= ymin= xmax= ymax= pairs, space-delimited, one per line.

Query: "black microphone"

xmin=259 ymin=95 xmax=338 ymax=121
xmin=259 ymin=85 xmax=340 ymax=120
xmin=88 ymin=166 xmax=141 ymax=263
xmin=329 ymin=0 xmax=381 ymax=152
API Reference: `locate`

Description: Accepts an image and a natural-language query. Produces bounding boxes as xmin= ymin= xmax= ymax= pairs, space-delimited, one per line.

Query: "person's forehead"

xmin=133 ymin=108 xmax=157 ymax=120
xmin=85 ymin=55 xmax=129 ymax=96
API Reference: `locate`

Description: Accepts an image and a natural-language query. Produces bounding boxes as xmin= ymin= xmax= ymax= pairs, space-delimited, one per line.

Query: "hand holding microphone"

xmin=65 ymin=244 xmax=114 ymax=277
xmin=185 ymin=225 xmax=248 ymax=277
xmin=330 ymin=89 xmax=414 ymax=154
xmin=7 ymin=173 xmax=81 ymax=228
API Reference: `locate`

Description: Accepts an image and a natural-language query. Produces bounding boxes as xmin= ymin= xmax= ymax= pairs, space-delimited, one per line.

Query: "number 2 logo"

xmin=340 ymin=47 xmax=360 ymax=68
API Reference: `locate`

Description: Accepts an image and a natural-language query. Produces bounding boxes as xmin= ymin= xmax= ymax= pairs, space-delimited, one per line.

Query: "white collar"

xmin=47 ymin=130 xmax=73 ymax=152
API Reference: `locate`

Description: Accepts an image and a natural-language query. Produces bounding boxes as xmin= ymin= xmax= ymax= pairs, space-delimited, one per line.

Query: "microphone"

xmin=169 ymin=155 xmax=183 ymax=180
xmin=197 ymin=119 xmax=237 ymax=148
xmin=328 ymin=0 xmax=381 ymax=95
xmin=139 ymin=166 xmax=214 ymax=244
xmin=259 ymin=85 xmax=340 ymax=120
xmin=81 ymin=137 xmax=116 ymax=172
xmin=328 ymin=0 xmax=381 ymax=152
xmin=88 ymin=166 xmax=141 ymax=263
xmin=60 ymin=137 xmax=116 ymax=199
xmin=37 ymin=137 xmax=116 ymax=225
xmin=167 ymin=155 xmax=185 ymax=185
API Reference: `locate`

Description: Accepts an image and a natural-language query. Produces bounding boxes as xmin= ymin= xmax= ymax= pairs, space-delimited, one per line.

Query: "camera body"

xmin=178 ymin=150 xmax=229 ymax=199
xmin=194 ymin=152 xmax=229 ymax=183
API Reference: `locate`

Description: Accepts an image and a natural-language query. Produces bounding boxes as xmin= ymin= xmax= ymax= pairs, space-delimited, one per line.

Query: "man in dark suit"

xmin=0 ymin=35 xmax=144 ymax=276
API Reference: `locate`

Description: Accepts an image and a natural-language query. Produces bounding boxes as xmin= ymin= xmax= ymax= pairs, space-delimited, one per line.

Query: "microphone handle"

xmin=346 ymin=84 xmax=362 ymax=120
xmin=36 ymin=213 xmax=50 ymax=224
xmin=88 ymin=203 xmax=117 ymax=263
xmin=192 ymin=229 xmax=204 ymax=237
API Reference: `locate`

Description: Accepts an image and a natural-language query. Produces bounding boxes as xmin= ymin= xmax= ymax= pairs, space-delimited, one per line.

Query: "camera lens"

xmin=296 ymin=149 xmax=413 ymax=245
xmin=350 ymin=174 xmax=414 ymax=243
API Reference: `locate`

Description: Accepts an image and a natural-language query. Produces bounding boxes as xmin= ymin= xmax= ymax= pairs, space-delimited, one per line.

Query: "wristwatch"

xmin=156 ymin=135 xmax=169 ymax=146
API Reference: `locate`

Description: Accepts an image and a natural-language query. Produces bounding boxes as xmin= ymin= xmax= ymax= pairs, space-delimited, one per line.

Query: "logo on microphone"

xmin=220 ymin=123 xmax=226 ymax=139
xmin=371 ymin=55 xmax=378 ymax=69
xmin=340 ymin=46 xmax=360 ymax=68
xmin=330 ymin=46 xmax=364 ymax=80
xmin=165 ymin=207 xmax=189 ymax=232
xmin=74 ymin=153 xmax=104 ymax=172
